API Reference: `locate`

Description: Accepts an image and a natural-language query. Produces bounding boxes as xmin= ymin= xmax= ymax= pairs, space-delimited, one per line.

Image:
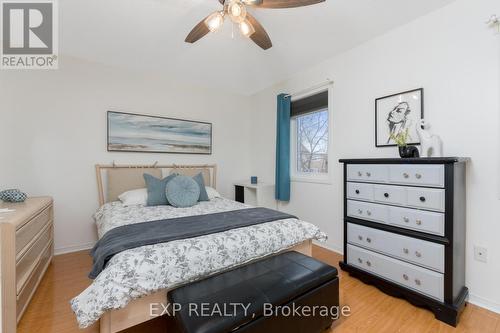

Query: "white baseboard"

xmin=468 ymin=293 xmax=500 ymax=314
xmin=54 ymin=242 xmax=95 ymax=255
xmin=313 ymin=241 xmax=344 ymax=255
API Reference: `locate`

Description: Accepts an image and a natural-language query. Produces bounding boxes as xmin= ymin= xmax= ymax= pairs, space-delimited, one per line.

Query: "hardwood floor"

xmin=18 ymin=246 xmax=500 ymax=333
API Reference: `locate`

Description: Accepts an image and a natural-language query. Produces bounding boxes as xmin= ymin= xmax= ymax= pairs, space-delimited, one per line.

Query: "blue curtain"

xmin=275 ymin=93 xmax=291 ymax=201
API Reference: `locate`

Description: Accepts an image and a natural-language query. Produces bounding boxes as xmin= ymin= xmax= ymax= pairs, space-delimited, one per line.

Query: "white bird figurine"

xmin=416 ymin=119 xmax=443 ymax=157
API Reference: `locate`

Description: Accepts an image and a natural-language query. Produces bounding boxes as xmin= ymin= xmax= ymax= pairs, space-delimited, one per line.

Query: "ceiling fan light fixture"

xmin=204 ymin=11 xmax=225 ymax=32
xmin=239 ymin=19 xmax=255 ymax=38
xmin=226 ymin=0 xmax=247 ymax=23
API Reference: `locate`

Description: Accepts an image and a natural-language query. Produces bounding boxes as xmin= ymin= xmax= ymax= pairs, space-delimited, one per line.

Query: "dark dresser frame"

xmin=339 ymin=157 xmax=468 ymax=326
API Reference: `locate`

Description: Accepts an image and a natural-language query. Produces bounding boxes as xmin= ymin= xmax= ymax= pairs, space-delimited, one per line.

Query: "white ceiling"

xmin=61 ymin=0 xmax=456 ymax=95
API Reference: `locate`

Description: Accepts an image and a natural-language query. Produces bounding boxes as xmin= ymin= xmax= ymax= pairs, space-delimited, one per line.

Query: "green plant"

xmin=390 ymin=128 xmax=411 ymax=147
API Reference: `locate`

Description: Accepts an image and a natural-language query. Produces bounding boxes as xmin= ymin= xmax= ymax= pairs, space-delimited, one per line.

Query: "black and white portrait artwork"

xmin=375 ymin=88 xmax=423 ymax=147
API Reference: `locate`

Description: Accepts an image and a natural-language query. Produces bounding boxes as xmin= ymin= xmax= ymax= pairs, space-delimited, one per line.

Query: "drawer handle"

xmin=403 ymin=248 xmax=409 ymax=254
xmin=403 ymin=274 xmax=409 ymax=281
xmin=415 ymin=251 xmax=422 ymax=258
xmin=355 ymin=189 xmax=360 ymax=194
xmin=358 ymin=258 xmax=363 ymax=264
xmin=366 ymin=261 xmax=372 ymax=267
xmin=419 ymin=196 xmax=426 ymax=202
xmin=366 ymin=237 xmax=372 ymax=243
xmin=415 ymin=219 xmax=422 ymax=226
xmin=358 ymin=235 xmax=363 ymax=241
xmin=415 ymin=173 xmax=422 ymax=179
xmin=384 ymin=193 xmax=390 ymax=198
xmin=403 ymin=217 xmax=410 ymax=223
xmin=366 ymin=210 xmax=372 ymax=216
xmin=358 ymin=209 xmax=363 ymax=214
xmin=366 ymin=172 xmax=371 ymax=177
xmin=403 ymin=173 xmax=409 ymax=179
xmin=358 ymin=171 xmax=362 ymax=177
xmin=415 ymin=279 xmax=422 ymax=286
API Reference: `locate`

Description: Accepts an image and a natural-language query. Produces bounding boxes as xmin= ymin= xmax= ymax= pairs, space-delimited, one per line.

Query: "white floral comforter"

xmin=70 ymin=198 xmax=327 ymax=328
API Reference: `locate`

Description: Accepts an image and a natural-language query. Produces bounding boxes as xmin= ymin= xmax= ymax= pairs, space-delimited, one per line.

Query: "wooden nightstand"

xmin=0 ymin=197 xmax=54 ymax=333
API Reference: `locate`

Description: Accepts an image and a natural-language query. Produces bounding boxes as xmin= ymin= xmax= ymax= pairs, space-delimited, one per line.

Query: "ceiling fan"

xmin=185 ymin=0 xmax=325 ymax=50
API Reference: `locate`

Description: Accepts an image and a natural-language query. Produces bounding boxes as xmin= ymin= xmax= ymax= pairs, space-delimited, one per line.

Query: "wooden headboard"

xmin=95 ymin=163 xmax=217 ymax=206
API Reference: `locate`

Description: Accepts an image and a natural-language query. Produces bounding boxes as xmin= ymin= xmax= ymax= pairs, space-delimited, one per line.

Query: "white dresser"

xmin=0 ymin=197 xmax=54 ymax=333
xmin=339 ymin=158 xmax=467 ymax=326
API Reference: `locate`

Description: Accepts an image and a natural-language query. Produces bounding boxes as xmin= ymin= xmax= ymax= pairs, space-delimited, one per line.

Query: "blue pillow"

xmin=143 ymin=173 xmax=176 ymax=206
xmin=165 ymin=176 xmax=200 ymax=208
xmin=193 ymin=173 xmax=209 ymax=202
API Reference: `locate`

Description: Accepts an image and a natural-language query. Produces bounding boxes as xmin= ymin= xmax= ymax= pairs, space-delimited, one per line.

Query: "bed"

xmin=70 ymin=164 xmax=327 ymax=333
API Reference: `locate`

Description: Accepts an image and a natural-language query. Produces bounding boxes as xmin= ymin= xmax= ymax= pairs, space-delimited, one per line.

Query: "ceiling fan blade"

xmin=185 ymin=16 xmax=210 ymax=44
xmin=253 ymin=0 xmax=324 ymax=8
xmin=246 ymin=13 xmax=272 ymax=50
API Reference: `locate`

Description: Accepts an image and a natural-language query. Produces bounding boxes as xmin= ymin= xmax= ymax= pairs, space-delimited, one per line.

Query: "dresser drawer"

xmin=406 ymin=187 xmax=445 ymax=212
xmin=347 ymin=223 xmax=444 ymax=272
xmin=347 ymin=244 xmax=444 ymax=301
xmin=16 ymin=222 xmax=53 ymax=293
xmin=389 ymin=206 xmax=445 ymax=236
xmin=347 ymin=200 xmax=389 ymax=224
xmin=347 ymin=164 xmax=389 ymax=183
xmin=16 ymin=204 xmax=52 ymax=255
xmin=17 ymin=241 xmax=53 ymax=321
xmin=389 ymin=165 xmax=444 ymax=188
xmin=347 ymin=182 xmax=374 ymax=201
xmin=373 ymin=184 xmax=445 ymax=212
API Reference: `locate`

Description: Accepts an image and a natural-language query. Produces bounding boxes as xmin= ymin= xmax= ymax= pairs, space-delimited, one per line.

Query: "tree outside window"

xmin=296 ymin=109 xmax=328 ymax=174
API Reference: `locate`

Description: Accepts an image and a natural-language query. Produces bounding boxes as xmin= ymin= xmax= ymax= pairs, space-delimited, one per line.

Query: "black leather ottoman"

xmin=169 ymin=251 xmax=339 ymax=333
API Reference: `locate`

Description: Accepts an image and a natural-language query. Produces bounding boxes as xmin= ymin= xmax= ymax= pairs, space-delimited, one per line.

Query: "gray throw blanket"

xmin=89 ymin=208 xmax=297 ymax=279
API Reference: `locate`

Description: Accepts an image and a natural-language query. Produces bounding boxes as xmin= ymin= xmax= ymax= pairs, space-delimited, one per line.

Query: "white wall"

xmin=0 ymin=57 xmax=253 ymax=254
xmin=249 ymin=0 xmax=500 ymax=312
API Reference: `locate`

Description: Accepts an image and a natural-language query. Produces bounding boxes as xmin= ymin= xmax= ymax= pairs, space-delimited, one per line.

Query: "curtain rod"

xmin=284 ymin=79 xmax=333 ymax=98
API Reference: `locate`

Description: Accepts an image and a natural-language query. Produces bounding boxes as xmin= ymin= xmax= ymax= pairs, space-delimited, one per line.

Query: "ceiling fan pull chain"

xmin=231 ymin=22 xmax=235 ymax=39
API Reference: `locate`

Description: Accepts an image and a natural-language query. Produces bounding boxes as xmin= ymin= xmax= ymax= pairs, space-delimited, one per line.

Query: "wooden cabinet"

xmin=0 ymin=197 xmax=54 ymax=333
xmin=340 ymin=158 xmax=468 ymax=327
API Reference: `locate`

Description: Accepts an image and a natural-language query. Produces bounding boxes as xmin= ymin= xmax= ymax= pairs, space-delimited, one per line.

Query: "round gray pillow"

xmin=165 ymin=176 xmax=201 ymax=208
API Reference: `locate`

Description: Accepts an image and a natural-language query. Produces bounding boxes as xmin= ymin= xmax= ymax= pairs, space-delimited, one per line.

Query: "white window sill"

xmin=291 ymin=176 xmax=332 ymax=185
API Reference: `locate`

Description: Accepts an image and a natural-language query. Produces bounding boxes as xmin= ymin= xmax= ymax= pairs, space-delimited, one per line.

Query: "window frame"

xmin=290 ymin=87 xmax=332 ymax=184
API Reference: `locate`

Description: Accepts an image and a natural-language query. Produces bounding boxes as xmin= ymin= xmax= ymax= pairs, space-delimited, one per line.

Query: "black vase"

xmin=399 ymin=146 xmax=420 ymax=158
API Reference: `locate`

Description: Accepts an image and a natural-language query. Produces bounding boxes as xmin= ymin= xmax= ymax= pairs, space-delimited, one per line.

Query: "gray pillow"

xmin=143 ymin=173 xmax=176 ymax=206
xmin=193 ymin=173 xmax=209 ymax=202
xmin=165 ymin=176 xmax=201 ymax=208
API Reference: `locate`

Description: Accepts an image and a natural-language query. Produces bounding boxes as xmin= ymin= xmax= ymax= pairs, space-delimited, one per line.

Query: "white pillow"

xmin=205 ymin=186 xmax=222 ymax=200
xmin=118 ymin=188 xmax=148 ymax=206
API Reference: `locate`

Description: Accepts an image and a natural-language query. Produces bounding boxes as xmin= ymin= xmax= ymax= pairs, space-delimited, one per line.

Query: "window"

xmin=291 ymin=90 xmax=330 ymax=181
xmin=296 ymin=109 xmax=329 ymax=174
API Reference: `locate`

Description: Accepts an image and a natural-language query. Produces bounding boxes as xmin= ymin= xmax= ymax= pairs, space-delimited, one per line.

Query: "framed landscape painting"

xmin=375 ymin=88 xmax=424 ymax=147
xmin=107 ymin=111 xmax=212 ymax=154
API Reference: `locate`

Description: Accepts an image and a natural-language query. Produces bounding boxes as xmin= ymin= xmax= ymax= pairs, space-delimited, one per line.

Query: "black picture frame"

xmin=107 ymin=111 xmax=213 ymax=155
xmin=375 ymin=88 xmax=424 ymax=148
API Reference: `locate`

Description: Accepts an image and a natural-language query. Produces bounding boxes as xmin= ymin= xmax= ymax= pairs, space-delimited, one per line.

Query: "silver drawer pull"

xmin=415 ymin=251 xmax=422 ymax=258
xmin=358 ymin=258 xmax=363 ymax=264
xmin=366 ymin=261 xmax=372 ymax=267
xmin=415 ymin=173 xmax=422 ymax=179
xmin=366 ymin=172 xmax=371 ymax=177
xmin=403 ymin=173 xmax=409 ymax=179
xmin=415 ymin=279 xmax=421 ymax=286
xmin=358 ymin=171 xmax=362 ymax=177
xmin=416 ymin=220 xmax=422 ymax=226
xmin=358 ymin=235 xmax=363 ymax=241
xmin=358 ymin=209 xmax=363 ymax=214
xmin=403 ymin=217 xmax=410 ymax=223
xmin=367 ymin=211 xmax=372 ymax=216
xmin=366 ymin=237 xmax=372 ymax=243
xmin=403 ymin=248 xmax=409 ymax=254
xmin=403 ymin=274 xmax=409 ymax=281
